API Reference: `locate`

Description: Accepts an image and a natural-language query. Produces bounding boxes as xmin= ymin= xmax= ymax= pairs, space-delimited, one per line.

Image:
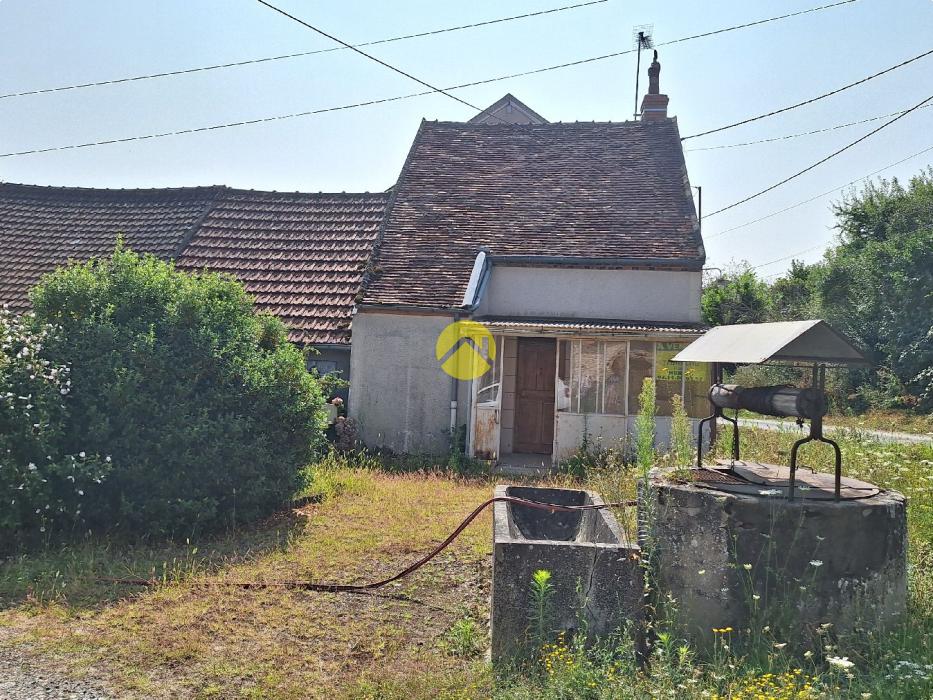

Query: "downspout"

xmin=450 ymin=311 xmax=461 ymax=435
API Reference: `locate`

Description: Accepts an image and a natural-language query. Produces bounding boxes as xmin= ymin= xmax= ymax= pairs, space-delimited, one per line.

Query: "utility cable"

xmin=685 ymin=103 xmax=933 ymax=152
xmin=751 ymin=244 xmax=827 ymax=270
xmin=255 ymin=0 xmax=487 ymax=117
xmin=0 ymin=0 xmax=861 ymax=158
xmin=0 ymin=0 xmax=607 ymax=101
xmin=681 ymin=46 xmax=933 ymax=141
xmin=705 ymin=140 xmax=933 ymax=240
xmin=703 ymin=90 xmax=933 ymax=219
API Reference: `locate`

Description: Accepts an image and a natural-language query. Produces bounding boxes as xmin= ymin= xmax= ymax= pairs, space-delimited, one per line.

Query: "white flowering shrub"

xmin=0 ymin=307 xmax=109 ymax=542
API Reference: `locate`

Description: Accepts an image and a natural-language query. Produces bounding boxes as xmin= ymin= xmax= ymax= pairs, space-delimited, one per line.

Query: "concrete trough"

xmin=490 ymin=485 xmax=642 ymax=663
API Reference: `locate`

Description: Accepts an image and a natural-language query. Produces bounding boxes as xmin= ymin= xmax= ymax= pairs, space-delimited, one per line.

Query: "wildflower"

xmin=810 ymin=560 xmax=824 ymax=567
xmin=698 ymin=569 xmax=706 ymax=575
xmin=752 ymin=594 xmax=761 ymax=601
xmin=774 ymin=642 xmax=787 ymax=649
xmin=742 ymin=563 xmax=752 ymax=570
xmin=79 ymin=451 xmax=86 ymax=458
xmin=27 ymin=462 xmax=36 ymax=471
xmin=827 ymin=656 xmax=855 ymax=670
xmin=804 ymin=650 xmax=813 ymax=658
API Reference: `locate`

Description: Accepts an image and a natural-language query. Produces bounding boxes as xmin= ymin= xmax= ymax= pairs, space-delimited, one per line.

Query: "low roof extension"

xmin=0 ymin=182 xmax=387 ymax=345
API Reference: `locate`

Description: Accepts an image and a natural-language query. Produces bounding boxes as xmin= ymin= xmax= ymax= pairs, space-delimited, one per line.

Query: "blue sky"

xmin=1 ymin=0 xmax=931 ymax=276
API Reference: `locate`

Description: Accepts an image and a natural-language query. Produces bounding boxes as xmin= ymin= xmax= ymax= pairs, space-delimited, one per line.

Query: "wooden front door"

xmin=513 ymin=337 xmax=556 ymax=454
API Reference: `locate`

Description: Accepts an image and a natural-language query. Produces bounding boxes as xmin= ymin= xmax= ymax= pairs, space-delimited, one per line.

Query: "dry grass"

xmin=0 ymin=470 xmax=497 ymax=699
xmin=4 ymin=426 xmax=931 ymax=699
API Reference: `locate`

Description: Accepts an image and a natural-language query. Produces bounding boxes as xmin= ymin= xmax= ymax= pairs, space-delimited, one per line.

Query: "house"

xmin=349 ymin=56 xmax=709 ymax=464
xmin=0 ymin=54 xmax=709 ymax=466
xmin=0 ymin=183 xmax=387 ymax=379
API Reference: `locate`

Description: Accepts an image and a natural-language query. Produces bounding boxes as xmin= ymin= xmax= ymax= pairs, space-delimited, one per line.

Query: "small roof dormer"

xmin=467 ymin=94 xmax=548 ymax=125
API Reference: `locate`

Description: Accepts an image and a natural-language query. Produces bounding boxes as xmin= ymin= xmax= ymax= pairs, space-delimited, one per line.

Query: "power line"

xmin=685 ymin=103 xmax=933 ymax=152
xmin=681 ymin=47 xmax=933 ymax=141
xmin=705 ymin=140 xmax=933 ymax=240
xmin=752 ymin=244 xmax=826 ymax=270
xmin=703 ymin=91 xmax=933 ymax=219
xmin=0 ymin=1 xmax=860 ymax=159
xmin=255 ymin=0 xmax=487 ymax=116
xmin=0 ymin=0 xmax=608 ymax=101
xmin=654 ymin=0 xmax=856 ymax=48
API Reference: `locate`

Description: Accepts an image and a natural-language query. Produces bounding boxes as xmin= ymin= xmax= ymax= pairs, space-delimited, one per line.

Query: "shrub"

xmin=0 ymin=308 xmax=110 ymax=544
xmin=27 ymin=246 xmax=326 ymax=537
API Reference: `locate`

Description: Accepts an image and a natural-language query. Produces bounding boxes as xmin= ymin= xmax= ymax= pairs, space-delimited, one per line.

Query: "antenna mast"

xmin=632 ymin=24 xmax=654 ymax=120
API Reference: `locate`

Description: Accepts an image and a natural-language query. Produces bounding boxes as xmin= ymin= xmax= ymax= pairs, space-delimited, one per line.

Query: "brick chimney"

xmin=640 ymin=50 xmax=669 ymax=121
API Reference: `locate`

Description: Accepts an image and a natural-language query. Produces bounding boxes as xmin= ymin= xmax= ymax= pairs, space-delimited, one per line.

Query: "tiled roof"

xmin=363 ymin=119 xmax=704 ymax=309
xmin=476 ymin=317 xmax=706 ymax=336
xmin=176 ymin=190 xmax=388 ymax=345
xmin=0 ymin=183 xmax=387 ymax=345
xmin=0 ymin=183 xmax=220 ymax=312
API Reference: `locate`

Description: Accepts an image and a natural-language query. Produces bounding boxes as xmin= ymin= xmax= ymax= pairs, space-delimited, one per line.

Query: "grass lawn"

xmin=0 ymin=470 xmax=497 ymax=699
xmin=2 ymin=429 xmax=932 ymax=699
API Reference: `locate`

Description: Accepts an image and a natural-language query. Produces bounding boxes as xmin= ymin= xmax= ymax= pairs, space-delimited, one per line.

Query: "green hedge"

xmin=2 ymin=245 xmax=326 ymax=541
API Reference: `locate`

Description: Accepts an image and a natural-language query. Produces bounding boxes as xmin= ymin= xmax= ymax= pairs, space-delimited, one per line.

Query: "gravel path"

xmin=0 ymin=633 xmax=113 ymax=700
xmin=728 ymin=417 xmax=933 ymax=446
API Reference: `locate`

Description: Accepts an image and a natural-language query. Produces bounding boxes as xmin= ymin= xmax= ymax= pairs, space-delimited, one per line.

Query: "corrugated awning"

xmin=475 ymin=317 xmax=706 ymax=337
xmin=671 ymin=319 xmax=868 ymax=365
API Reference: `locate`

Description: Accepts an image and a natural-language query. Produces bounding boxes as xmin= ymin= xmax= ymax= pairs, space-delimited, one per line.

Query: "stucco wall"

xmin=349 ymin=310 xmax=456 ymax=454
xmin=475 ymin=266 xmax=702 ymax=322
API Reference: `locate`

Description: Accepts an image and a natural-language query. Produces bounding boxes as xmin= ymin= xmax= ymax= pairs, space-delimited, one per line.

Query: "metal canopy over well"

xmin=671 ymin=319 xmax=868 ymax=366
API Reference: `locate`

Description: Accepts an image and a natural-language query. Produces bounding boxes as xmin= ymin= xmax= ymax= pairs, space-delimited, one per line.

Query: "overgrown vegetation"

xmin=2 ymin=246 xmax=326 ymax=545
xmin=1 ymin=428 xmax=931 ymax=698
xmin=702 ymin=169 xmax=933 ymax=414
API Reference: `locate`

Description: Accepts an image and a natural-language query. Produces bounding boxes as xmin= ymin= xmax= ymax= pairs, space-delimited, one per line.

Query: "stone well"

xmin=490 ymin=485 xmax=642 ymax=663
xmin=644 ymin=462 xmax=907 ymax=649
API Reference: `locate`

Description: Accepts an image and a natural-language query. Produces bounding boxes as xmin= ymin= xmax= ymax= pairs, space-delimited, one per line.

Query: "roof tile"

xmin=363 ymin=119 xmax=704 ymax=309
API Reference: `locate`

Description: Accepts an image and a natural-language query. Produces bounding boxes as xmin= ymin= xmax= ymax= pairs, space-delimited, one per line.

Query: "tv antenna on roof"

xmin=632 ymin=24 xmax=654 ymax=120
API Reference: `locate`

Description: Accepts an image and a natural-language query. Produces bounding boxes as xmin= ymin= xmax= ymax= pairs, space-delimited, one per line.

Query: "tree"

xmin=819 ymin=171 xmax=933 ymax=410
xmin=701 ymin=268 xmax=772 ymax=326
xmin=27 ymin=245 xmax=326 ymax=536
xmin=769 ymin=260 xmax=822 ymax=321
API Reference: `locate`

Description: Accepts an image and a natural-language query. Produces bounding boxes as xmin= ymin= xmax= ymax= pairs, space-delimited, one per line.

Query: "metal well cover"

xmin=670 ymin=319 xmax=867 ymax=365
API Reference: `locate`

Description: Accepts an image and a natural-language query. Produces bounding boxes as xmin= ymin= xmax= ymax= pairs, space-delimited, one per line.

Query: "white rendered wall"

xmin=475 ymin=266 xmax=702 ymax=323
